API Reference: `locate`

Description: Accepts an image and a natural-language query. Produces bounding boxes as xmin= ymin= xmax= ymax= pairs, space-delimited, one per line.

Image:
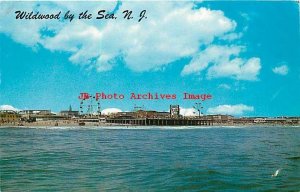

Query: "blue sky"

xmin=0 ymin=1 xmax=299 ymax=116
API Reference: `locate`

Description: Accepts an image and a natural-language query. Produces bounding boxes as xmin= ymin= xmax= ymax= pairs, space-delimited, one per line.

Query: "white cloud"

xmin=207 ymin=104 xmax=253 ymax=116
xmin=240 ymin=12 xmax=250 ymax=21
xmin=181 ymin=45 xmax=261 ymax=81
xmin=101 ymin=108 xmax=122 ymax=115
xmin=180 ymin=107 xmax=198 ymax=116
xmin=220 ymin=32 xmax=242 ymax=41
xmin=0 ymin=2 xmax=250 ymax=74
xmin=0 ymin=2 xmax=261 ymax=81
xmin=218 ymin=83 xmax=231 ymax=89
xmin=272 ymin=65 xmax=289 ymax=75
xmin=0 ymin=105 xmax=20 ymax=111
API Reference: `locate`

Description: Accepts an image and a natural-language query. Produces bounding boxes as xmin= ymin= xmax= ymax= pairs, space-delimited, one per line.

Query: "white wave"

xmin=272 ymin=169 xmax=282 ymax=177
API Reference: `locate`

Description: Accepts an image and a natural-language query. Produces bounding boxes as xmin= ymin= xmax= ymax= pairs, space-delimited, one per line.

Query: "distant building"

xmin=264 ymin=117 xmax=293 ymax=124
xmin=170 ymin=105 xmax=180 ymax=118
xmin=206 ymin=114 xmax=234 ymax=123
xmin=135 ymin=110 xmax=170 ymax=118
xmin=254 ymin=118 xmax=266 ymax=123
xmin=156 ymin=112 xmax=171 ymax=118
xmin=19 ymin=109 xmax=56 ymax=122
xmin=20 ymin=110 xmax=52 ymax=116
xmin=0 ymin=110 xmax=20 ymax=123
xmin=109 ymin=110 xmax=170 ymax=119
xmin=60 ymin=105 xmax=79 ymax=118
xmin=60 ymin=110 xmax=79 ymax=118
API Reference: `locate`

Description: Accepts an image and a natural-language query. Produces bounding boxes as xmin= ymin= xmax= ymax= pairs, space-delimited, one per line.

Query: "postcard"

xmin=0 ymin=0 xmax=299 ymax=191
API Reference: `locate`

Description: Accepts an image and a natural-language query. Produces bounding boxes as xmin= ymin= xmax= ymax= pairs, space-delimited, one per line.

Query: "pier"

xmin=106 ymin=118 xmax=213 ymax=126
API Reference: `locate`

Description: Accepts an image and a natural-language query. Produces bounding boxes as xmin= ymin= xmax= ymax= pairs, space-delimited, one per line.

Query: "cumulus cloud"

xmin=220 ymin=32 xmax=242 ymax=41
xmin=180 ymin=107 xmax=198 ymax=116
xmin=0 ymin=1 xmax=260 ymax=78
xmin=0 ymin=105 xmax=20 ymax=111
xmin=181 ymin=45 xmax=261 ymax=81
xmin=272 ymin=65 xmax=289 ymax=75
xmin=43 ymin=3 xmax=237 ymax=72
xmin=101 ymin=108 xmax=122 ymax=115
xmin=207 ymin=104 xmax=253 ymax=116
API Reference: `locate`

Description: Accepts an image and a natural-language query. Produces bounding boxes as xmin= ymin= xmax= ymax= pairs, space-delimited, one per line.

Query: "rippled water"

xmin=1 ymin=126 xmax=300 ymax=191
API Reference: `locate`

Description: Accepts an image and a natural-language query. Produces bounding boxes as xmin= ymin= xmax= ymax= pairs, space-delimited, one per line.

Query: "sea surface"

xmin=1 ymin=126 xmax=300 ymax=191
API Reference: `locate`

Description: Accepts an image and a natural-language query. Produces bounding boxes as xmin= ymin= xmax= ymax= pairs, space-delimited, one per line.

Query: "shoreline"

xmin=1 ymin=122 xmax=299 ymax=129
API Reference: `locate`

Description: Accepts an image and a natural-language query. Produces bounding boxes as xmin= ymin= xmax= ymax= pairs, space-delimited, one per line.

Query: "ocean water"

xmin=0 ymin=126 xmax=300 ymax=191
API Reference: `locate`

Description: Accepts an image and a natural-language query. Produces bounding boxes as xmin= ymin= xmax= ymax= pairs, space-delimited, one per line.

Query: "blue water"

xmin=1 ymin=126 xmax=300 ymax=191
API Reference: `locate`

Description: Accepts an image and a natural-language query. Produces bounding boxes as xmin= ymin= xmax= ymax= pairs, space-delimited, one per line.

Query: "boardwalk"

xmin=106 ymin=118 xmax=213 ymax=126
